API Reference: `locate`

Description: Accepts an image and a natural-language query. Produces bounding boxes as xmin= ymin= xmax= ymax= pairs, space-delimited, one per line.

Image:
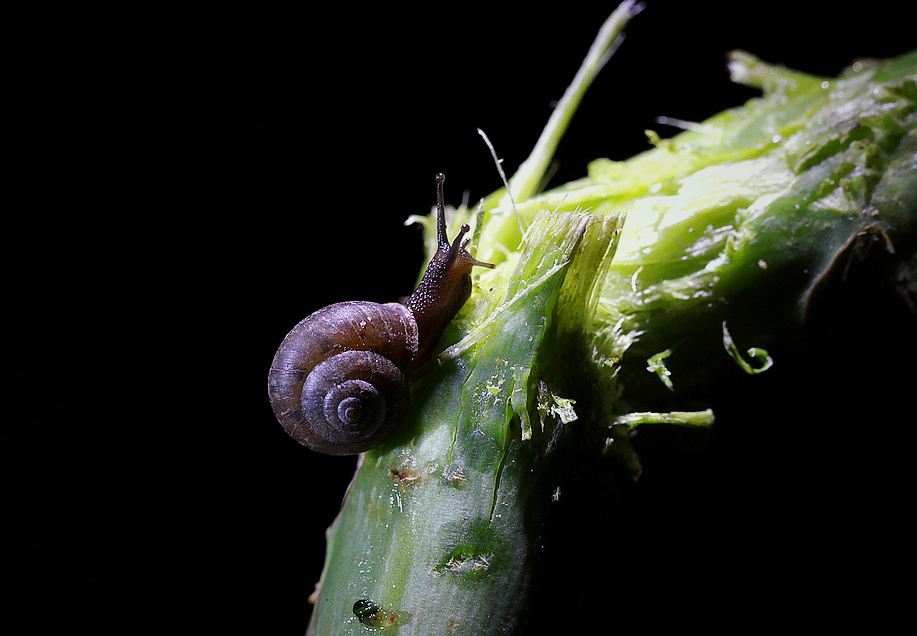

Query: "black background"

xmin=5 ymin=2 xmax=914 ymax=634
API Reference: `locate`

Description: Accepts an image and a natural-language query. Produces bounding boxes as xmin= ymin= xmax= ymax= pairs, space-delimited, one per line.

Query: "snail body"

xmin=268 ymin=174 xmax=493 ymax=454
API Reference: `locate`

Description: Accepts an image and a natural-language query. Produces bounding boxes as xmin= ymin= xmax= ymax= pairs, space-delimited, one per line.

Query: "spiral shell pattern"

xmin=268 ymin=301 xmax=418 ymax=454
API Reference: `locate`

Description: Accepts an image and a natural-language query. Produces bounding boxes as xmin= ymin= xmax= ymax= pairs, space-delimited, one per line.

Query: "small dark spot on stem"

xmin=353 ymin=599 xmax=398 ymax=627
xmin=387 ymin=467 xmax=420 ymax=485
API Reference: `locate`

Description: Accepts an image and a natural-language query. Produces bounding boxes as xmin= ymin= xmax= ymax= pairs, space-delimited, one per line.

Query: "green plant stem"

xmin=304 ymin=8 xmax=916 ymax=632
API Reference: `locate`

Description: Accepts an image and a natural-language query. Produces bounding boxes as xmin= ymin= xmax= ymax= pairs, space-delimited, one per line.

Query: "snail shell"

xmin=268 ymin=174 xmax=493 ymax=455
xmin=268 ymin=301 xmax=418 ymax=455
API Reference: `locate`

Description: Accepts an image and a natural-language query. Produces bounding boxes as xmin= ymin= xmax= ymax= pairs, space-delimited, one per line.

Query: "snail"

xmin=268 ymin=173 xmax=494 ymax=454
